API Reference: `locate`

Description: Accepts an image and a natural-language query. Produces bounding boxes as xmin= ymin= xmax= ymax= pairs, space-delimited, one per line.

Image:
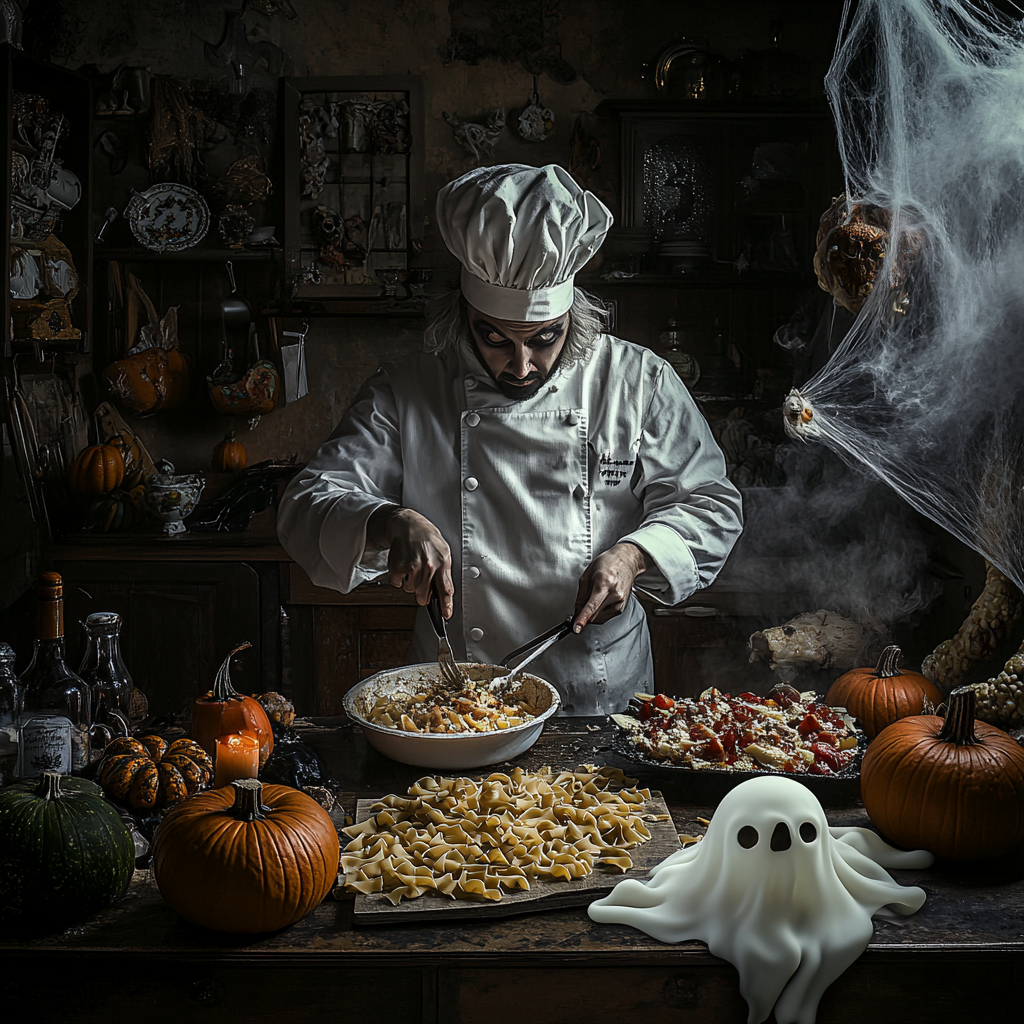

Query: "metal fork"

xmin=427 ymin=588 xmax=470 ymax=690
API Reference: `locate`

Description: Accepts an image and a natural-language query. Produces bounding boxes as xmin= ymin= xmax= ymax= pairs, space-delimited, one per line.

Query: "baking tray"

xmin=350 ymin=791 xmax=681 ymax=924
xmin=607 ymin=710 xmax=866 ymax=807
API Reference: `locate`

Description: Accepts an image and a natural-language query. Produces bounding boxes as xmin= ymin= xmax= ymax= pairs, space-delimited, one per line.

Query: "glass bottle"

xmin=78 ymin=612 xmax=134 ymax=727
xmin=660 ymin=319 xmax=701 ymax=388
xmin=0 ymin=643 xmax=20 ymax=785
xmin=19 ymin=572 xmax=93 ymax=771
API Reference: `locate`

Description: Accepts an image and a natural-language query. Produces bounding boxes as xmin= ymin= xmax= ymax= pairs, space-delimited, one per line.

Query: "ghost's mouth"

xmin=770 ymin=822 xmax=792 ymax=851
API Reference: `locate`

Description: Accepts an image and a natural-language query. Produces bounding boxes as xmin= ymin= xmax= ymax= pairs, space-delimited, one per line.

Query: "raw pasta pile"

xmin=340 ymin=765 xmax=655 ymax=905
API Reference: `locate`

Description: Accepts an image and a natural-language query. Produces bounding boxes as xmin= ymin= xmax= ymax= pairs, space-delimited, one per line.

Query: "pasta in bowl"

xmin=342 ymin=662 xmax=562 ymax=769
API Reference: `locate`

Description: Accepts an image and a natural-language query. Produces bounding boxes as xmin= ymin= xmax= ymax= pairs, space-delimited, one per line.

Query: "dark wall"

xmin=20 ymin=0 xmax=844 ymax=469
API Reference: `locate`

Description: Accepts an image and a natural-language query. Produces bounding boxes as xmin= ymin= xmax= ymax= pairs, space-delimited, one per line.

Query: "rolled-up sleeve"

xmin=277 ymin=369 xmax=404 ymax=593
xmin=619 ymin=363 xmax=743 ymax=605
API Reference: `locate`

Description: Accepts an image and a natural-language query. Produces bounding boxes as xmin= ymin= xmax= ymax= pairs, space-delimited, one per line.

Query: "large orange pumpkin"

xmin=68 ymin=443 xmax=125 ymax=495
xmin=826 ymin=645 xmax=943 ymax=740
xmin=192 ymin=642 xmax=274 ymax=767
xmin=151 ymin=778 xmax=340 ymax=933
xmin=861 ymin=687 xmax=1024 ymax=861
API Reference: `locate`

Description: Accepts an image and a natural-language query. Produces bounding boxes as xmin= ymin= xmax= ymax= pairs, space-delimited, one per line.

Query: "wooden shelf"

xmin=47 ymin=531 xmax=289 ymax=562
xmin=264 ymin=299 xmax=427 ymax=318
xmin=94 ymin=247 xmax=281 ymax=262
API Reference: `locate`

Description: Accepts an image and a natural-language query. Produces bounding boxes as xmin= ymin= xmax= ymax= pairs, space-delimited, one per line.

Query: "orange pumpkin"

xmin=151 ymin=778 xmax=340 ymax=933
xmin=68 ymin=443 xmax=125 ymax=495
xmin=211 ymin=431 xmax=247 ymax=472
xmin=192 ymin=642 xmax=274 ymax=767
xmin=861 ymin=687 xmax=1024 ymax=861
xmin=826 ymin=645 xmax=943 ymax=740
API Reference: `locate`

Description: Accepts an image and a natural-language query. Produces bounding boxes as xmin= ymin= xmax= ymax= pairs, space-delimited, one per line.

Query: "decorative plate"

xmin=126 ymin=183 xmax=210 ymax=252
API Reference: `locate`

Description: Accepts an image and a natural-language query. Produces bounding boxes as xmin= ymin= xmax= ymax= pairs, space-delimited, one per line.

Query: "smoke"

xmin=788 ymin=0 xmax=1024 ymax=594
xmin=733 ymin=442 xmax=942 ymax=629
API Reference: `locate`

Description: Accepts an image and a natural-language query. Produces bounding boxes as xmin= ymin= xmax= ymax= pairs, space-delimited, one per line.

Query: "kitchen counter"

xmin=4 ymin=718 xmax=1023 ymax=1023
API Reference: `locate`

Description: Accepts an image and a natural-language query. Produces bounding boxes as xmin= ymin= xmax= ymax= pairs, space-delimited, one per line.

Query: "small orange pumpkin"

xmin=192 ymin=642 xmax=274 ymax=768
xmin=861 ymin=687 xmax=1024 ymax=861
xmin=212 ymin=431 xmax=248 ymax=472
xmin=826 ymin=645 xmax=943 ymax=740
xmin=68 ymin=443 xmax=125 ymax=495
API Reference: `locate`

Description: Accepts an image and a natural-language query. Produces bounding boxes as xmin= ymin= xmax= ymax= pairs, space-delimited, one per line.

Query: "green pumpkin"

xmin=0 ymin=771 xmax=135 ymax=928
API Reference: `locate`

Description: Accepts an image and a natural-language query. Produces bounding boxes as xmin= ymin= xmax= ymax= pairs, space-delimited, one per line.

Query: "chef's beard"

xmin=473 ymin=345 xmax=565 ymax=402
xmin=494 ymin=370 xmax=546 ymax=400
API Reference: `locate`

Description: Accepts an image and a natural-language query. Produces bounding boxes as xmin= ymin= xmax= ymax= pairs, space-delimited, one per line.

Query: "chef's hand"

xmin=366 ymin=505 xmax=454 ymax=617
xmin=573 ymin=542 xmax=648 ymax=631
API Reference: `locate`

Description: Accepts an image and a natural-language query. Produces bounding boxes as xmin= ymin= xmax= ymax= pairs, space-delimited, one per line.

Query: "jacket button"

xmin=566 ymin=411 xmax=579 ymax=426
xmin=467 ymin=566 xmax=481 ymax=578
xmin=465 ymin=377 xmax=476 ymax=388
xmin=466 ymin=412 xmax=480 ymax=427
xmin=465 ymin=477 xmax=479 ymax=491
xmin=469 ymin=627 xmax=484 ymax=641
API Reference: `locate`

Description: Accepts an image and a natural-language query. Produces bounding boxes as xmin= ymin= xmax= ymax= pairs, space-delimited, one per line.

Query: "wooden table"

xmin=4 ymin=718 xmax=1023 ymax=1024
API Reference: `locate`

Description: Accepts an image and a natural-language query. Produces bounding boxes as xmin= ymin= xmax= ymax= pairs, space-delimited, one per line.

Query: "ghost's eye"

xmin=737 ymin=826 xmax=759 ymax=848
xmin=799 ymin=822 xmax=817 ymax=843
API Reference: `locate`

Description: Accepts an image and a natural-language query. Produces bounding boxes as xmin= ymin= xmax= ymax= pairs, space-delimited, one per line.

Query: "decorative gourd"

xmin=826 ymin=646 xmax=944 ymax=740
xmin=861 ymin=687 xmax=1024 ymax=861
xmin=212 ymin=431 xmax=248 ymax=472
xmin=83 ymin=485 xmax=147 ymax=533
xmin=192 ymin=642 xmax=274 ymax=767
xmin=68 ymin=443 xmax=125 ymax=495
xmin=84 ymin=493 xmax=130 ymax=533
xmin=152 ymin=777 xmax=340 ymax=933
xmin=0 ymin=771 xmax=135 ymax=927
xmin=257 ymin=691 xmax=296 ymax=733
xmin=98 ymin=735 xmax=214 ymax=811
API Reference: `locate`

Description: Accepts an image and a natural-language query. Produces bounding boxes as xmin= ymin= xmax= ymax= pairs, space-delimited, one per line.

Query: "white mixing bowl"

xmin=342 ymin=662 xmax=561 ymax=770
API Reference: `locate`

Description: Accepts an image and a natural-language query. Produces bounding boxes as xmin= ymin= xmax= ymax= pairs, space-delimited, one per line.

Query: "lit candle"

xmin=214 ymin=730 xmax=260 ymax=787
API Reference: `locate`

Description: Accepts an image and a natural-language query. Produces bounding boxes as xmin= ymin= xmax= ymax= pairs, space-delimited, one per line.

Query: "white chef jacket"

xmin=277 ymin=332 xmax=742 ymax=715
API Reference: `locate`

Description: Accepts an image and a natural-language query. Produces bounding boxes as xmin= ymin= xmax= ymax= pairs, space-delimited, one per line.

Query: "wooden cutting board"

xmin=350 ymin=791 xmax=681 ymax=924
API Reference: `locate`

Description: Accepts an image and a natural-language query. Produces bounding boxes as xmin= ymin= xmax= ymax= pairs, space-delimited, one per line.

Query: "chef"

xmin=278 ymin=163 xmax=742 ymax=715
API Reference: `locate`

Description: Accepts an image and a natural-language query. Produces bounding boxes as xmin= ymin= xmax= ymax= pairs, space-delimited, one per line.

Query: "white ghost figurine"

xmin=588 ymin=776 xmax=934 ymax=1024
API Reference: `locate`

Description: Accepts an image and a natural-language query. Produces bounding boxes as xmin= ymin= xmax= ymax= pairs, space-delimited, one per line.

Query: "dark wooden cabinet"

xmin=283 ymin=564 xmax=415 ymax=716
xmin=51 ymin=555 xmax=275 ymax=716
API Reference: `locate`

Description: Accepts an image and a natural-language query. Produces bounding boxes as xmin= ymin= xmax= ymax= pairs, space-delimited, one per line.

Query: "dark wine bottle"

xmin=19 ymin=572 xmax=93 ymax=771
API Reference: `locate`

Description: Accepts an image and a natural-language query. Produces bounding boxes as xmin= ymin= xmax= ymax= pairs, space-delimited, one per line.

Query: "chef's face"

xmin=468 ymin=306 xmax=568 ymax=401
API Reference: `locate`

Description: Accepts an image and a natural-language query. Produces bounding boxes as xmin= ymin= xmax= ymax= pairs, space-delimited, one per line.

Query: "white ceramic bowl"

xmin=342 ymin=662 xmax=561 ymax=770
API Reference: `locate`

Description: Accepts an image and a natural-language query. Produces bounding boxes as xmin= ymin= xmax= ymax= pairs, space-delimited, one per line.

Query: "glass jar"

xmin=0 ymin=643 xmax=20 ymax=785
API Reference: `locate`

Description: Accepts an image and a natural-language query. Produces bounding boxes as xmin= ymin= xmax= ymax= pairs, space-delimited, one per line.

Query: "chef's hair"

xmin=423 ymin=289 xmax=607 ymax=364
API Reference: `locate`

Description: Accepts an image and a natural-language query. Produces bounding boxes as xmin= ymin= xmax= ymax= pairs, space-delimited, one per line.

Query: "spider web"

xmin=790 ymin=0 xmax=1024 ymax=593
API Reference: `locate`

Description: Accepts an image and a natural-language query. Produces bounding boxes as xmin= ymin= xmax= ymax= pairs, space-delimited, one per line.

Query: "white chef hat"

xmin=436 ymin=163 xmax=613 ymax=321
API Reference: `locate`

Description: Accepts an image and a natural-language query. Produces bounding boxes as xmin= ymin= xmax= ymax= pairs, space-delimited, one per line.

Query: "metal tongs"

xmin=489 ymin=615 xmax=577 ymax=691
xmin=427 ymin=588 xmax=471 ymax=690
